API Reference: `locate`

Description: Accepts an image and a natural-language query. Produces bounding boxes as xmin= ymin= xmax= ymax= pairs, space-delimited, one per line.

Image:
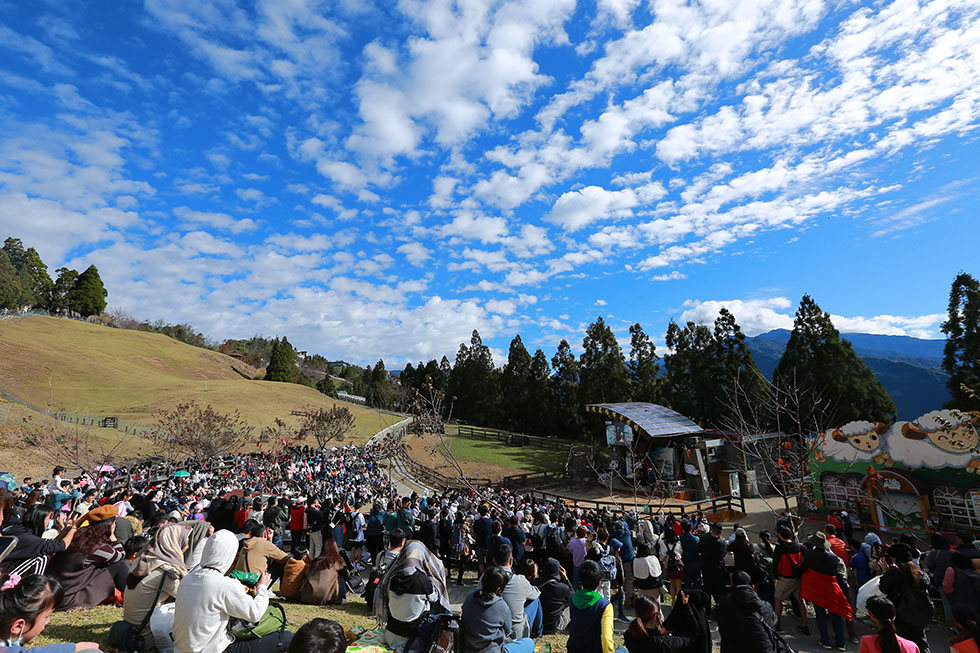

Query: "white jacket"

xmin=173 ymin=530 xmax=270 ymax=653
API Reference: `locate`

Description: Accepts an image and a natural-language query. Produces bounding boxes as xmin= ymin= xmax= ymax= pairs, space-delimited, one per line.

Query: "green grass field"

xmin=441 ymin=435 xmax=568 ymax=473
xmin=0 ymin=316 xmax=398 ymax=443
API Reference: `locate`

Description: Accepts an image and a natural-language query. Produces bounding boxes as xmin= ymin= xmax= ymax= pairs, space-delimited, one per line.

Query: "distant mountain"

xmin=746 ymin=330 xmax=950 ymax=422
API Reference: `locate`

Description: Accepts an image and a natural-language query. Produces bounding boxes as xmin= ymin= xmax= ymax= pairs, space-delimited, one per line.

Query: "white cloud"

xmin=595 ymin=299 xmax=607 ymax=306
xmin=397 ymin=241 xmax=431 ymax=266
xmin=174 ymin=207 xmax=258 ymax=233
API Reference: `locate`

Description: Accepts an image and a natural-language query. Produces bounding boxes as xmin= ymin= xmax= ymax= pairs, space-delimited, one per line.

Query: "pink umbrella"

xmin=94 ymin=464 xmax=115 ymax=472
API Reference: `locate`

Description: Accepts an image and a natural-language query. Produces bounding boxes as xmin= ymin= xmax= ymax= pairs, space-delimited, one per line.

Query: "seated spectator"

xmin=286 ymin=618 xmax=347 ymax=653
xmin=0 ymin=573 xmax=101 ymax=652
xmin=180 ymin=520 xmax=213 ymax=569
xmin=860 ymin=596 xmax=919 ymax=653
xmin=299 ymin=540 xmax=350 ymax=606
xmin=490 ymin=543 xmax=542 ymax=640
xmin=533 ymin=557 xmax=572 ymax=634
xmin=2 ymin=505 xmax=77 ymax=571
xmin=376 ymin=541 xmax=451 ymax=651
xmin=623 ymin=593 xmax=695 ymax=653
xmin=461 ymin=566 xmax=534 ymax=653
xmin=122 ymin=523 xmax=189 ymax=650
xmin=173 ymin=530 xmax=292 ymax=653
xmin=123 ymin=534 xmax=151 ymax=563
xmin=233 ymin=520 xmax=290 ymax=577
xmin=47 ymin=506 xmax=128 ymax=609
xmin=568 ymin=560 xmax=613 ymax=653
xmin=279 ymin=548 xmax=310 ymax=601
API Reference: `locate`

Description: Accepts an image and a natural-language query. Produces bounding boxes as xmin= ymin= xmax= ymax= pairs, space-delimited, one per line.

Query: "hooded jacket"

xmin=173 ymin=530 xmax=271 ymax=653
xmin=461 ymin=590 xmax=513 ymax=653
xmin=533 ymin=558 xmax=572 ymax=634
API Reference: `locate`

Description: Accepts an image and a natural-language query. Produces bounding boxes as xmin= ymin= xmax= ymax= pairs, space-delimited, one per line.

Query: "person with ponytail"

xmin=859 ymin=596 xmax=919 ymax=653
xmin=0 ymin=573 xmax=101 ymax=652
xmin=949 ymin=604 xmax=980 ymax=653
xmin=623 ymin=593 xmax=694 ymax=653
xmin=460 ymin=566 xmax=534 ymax=653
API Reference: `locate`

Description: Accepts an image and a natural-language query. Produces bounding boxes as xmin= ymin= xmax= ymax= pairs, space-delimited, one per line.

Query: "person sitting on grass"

xmin=568 ymin=560 xmax=614 ymax=653
xmin=233 ymin=520 xmax=290 ymax=582
xmin=623 ymin=593 xmax=696 ymax=653
xmin=299 ymin=540 xmax=351 ymax=606
xmin=0 ymin=573 xmax=101 ymax=652
xmin=461 ymin=567 xmax=535 ymax=653
xmin=279 ymin=548 xmax=310 ymax=601
xmin=286 ymin=618 xmax=348 ymax=653
xmin=489 ymin=543 xmax=542 ymax=641
xmin=122 ymin=524 xmax=189 ymax=651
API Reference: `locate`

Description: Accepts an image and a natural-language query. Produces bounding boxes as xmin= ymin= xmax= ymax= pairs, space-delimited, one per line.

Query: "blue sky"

xmin=1 ymin=0 xmax=978 ymax=366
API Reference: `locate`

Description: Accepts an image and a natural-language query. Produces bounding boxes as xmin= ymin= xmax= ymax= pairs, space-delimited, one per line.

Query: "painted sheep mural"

xmin=812 ymin=408 xmax=980 ymax=533
xmin=818 ymin=409 xmax=980 ymax=473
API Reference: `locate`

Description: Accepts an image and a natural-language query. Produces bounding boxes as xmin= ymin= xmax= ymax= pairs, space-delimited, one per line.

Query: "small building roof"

xmin=586 ymin=402 xmax=703 ymax=440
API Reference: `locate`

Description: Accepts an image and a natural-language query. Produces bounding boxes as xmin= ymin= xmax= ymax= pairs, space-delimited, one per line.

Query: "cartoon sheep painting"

xmin=819 ymin=421 xmax=887 ymax=463
xmin=888 ymin=410 xmax=980 ymax=472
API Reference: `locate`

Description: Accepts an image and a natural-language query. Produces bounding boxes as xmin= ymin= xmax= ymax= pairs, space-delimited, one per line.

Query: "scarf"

xmin=373 ymin=540 xmax=450 ymax=619
xmin=133 ymin=523 xmax=190 ymax=579
xmin=571 ymin=589 xmax=603 ymax=610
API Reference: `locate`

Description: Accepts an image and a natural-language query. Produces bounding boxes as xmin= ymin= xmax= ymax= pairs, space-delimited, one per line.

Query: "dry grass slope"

xmin=0 ymin=316 xmax=399 ymax=444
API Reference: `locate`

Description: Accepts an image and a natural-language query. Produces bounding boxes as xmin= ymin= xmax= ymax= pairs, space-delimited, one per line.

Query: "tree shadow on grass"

xmin=41 ymin=622 xmax=113 ymax=649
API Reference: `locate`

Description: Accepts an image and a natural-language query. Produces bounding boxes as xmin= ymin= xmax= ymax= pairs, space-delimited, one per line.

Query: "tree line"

xmin=0 ymin=237 xmax=107 ymax=317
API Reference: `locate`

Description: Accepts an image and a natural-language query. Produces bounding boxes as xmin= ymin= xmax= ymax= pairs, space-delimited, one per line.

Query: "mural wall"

xmin=811 ymin=409 xmax=980 ymax=533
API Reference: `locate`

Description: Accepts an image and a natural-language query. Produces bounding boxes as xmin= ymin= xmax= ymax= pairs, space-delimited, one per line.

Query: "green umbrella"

xmin=173 ymin=470 xmax=190 ymax=477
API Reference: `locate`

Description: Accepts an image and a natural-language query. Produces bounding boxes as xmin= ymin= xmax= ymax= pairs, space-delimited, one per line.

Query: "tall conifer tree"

xmin=941 ymin=272 xmax=980 ymax=410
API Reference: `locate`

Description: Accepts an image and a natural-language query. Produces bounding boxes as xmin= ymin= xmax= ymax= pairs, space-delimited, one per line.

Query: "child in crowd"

xmin=0 ymin=573 xmax=101 ymax=652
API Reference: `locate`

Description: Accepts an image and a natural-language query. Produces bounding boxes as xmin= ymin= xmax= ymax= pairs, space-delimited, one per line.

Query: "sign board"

xmin=102 ymin=417 xmax=118 ymax=429
xmin=605 ymin=421 xmax=632 ymax=446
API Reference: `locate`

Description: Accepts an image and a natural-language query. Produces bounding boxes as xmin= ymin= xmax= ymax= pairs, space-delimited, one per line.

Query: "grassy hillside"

xmin=0 ymin=316 xmax=398 ymax=442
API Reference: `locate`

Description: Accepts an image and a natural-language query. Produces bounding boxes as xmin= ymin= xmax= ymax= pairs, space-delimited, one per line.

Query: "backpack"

xmin=897 ymin=579 xmax=933 ymax=628
xmin=530 ymin=527 xmax=545 ymax=550
xmin=450 ymin=525 xmax=465 ymax=554
xmin=599 ymin=553 xmax=618 ymax=581
xmin=546 ymin=526 xmax=564 ymax=559
xmin=345 ymin=512 xmax=358 ymax=538
xmin=667 ymin=547 xmax=684 ymax=573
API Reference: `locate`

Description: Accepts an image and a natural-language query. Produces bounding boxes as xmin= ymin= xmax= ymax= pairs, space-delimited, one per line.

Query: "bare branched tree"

xmin=720 ymin=367 xmax=837 ymax=524
xmin=21 ymin=414 xmax=130 ymax=474
xmin=408 ymin=383 xmax=475 ymax=488
xmin=154 ymin=401 xmax=254 ymax=463
xmin=297 ymin=405 xmax=355 ymax=449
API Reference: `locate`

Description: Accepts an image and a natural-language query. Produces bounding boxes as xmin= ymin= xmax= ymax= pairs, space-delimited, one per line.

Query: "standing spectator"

xmin=365 ymin=504 xmax=385 ymax=566
xmin=698 ymin=523 xmax=727 ymax=607
xmin=923 ymin=534 xmax=953 ymax=626
xmin=661 ymin=528 xmax=685 ymax=600
xmin=679 ymin=520 xmax=701 ymax=590
xmin=306 ymin=498 xmax=323 ymax=559
xmin=879 ymin=543 xmax=931 ymax=653
xmin=772 ymin=526 xmax=809 ymax=635
xmin=395 ymin=497 xmax=415 ymax=540
xmin=800 ymin=532 xmax=851 ymax=652
xmin=850 ymin=539 xmax=873 ymax=589
xmin=714 ymin=570 xmax=778 ymax=653
xmin=612 ymin=519 xmax=635 ymax=607
xmin=825 ymin=525 xmax=849 ymax=565
xmin=942 ymin=552 xmax=980 ymax=614
xmin=860 ymin=596 xmax=920 ymax=653
xmin=473 ymin=505 xmax=493 ymax=574
xmin=262 ymin=497 xmax=286 ymax=548
xmin=632 ymin=542 xmax=668 ymax=608
xmin=501 ymin=516 xmax=526 ymax=566
xmin=568 ymin=526 xmax=588 ymax=590
xmin=289 ymin=499 xmax=308 ymax=553
xmin=567 ymin=560 xmax=614 ymax=653
xmin=349 ymin=508 xmax=366 ymax=568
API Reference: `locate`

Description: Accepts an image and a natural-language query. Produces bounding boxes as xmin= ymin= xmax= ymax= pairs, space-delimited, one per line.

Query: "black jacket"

xmin=699 ymin=534 xmax=727 ymax=569
xmin=1 ymin=524 xmax=67 ymax=567
xmin=714 ymin=584 xmax=777 ymax=653
xmin=533 ymin=559 xmax=572 ymax=634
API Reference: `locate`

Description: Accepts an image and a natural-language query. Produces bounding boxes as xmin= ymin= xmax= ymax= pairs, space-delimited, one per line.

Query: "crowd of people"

xmin=0 ymin=436 xmax=978 ymax=653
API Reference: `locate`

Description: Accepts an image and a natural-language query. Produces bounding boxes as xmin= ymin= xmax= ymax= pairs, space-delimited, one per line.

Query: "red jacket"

xmin=828 ymin=535 xmax=849 ymax=565
xmin=289 ymin=505 xmax=307 ymax=531
xmin=801 ymin=568 xmax=852 ymax=620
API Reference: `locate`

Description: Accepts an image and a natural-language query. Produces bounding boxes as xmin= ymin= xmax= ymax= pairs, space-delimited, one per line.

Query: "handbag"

xmin=109 ymin=571 xmax=169 ymax=652
xmin=229 ymin=601 xmax=288 ymax=645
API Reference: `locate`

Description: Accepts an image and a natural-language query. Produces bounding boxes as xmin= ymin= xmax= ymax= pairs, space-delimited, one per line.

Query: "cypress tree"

xmin=266 ymin=337 xmax=296 ymax=382
xmin=941 ymin=272 xmax=980 ymax=410
xmin=49 ymin=268 xmax=78 ymax=314
xmin=712 ymin=307 xmax=766 ymax=427
xmin=551 ymin=339 xmax=581 ymax=437
xmin=663 ymin=320 xmax=715 ymax=426
xmin=0 ymin=251 xmax=20 ymax=310
xmin=447 ymin=330 xmax=499 ymax=425
xmin=67 ymin=265 xmax=107 ymax=317
xmin=628 ymin=323 xmax=662 ymax=403
xmin=501 ymin=335 xmax=533 ymax=432
xmin=579 ymin=317 xmax=630 ymax=405
xmin=774 ymin=295 xmax=896 ymax=431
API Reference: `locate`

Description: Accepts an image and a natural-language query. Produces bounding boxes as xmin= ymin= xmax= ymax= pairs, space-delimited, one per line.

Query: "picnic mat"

xmin=345 ymin=625 xmax=552 ymax=653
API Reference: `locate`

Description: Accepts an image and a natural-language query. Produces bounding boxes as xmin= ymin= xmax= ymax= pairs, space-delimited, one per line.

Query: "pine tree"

xmin=266 ymin=337 xmax=296 ymax=382
xmin=526 ymin=349 xmax=553 ymax=436
xmin=551 ymin=339 xmax=581 ymax=437
xmin=579 ymin=317 xmax=630 ymax=405
xmin=316 ymin=376 xmax=336 ymax=397
xmin=0 ymin=251 xmax=20 ymax=310
xmin=501 ymin=335 xmax=533 ymax=432
xmin=941 ymin=272 xmax=980 ymax=410
xmin=774 ymin=295 xmax=896 ymax=431
xmin=67 ymin=265 xmax=107 ymax=317
xmin=628 ymin=323 xmax=661 ymax=403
